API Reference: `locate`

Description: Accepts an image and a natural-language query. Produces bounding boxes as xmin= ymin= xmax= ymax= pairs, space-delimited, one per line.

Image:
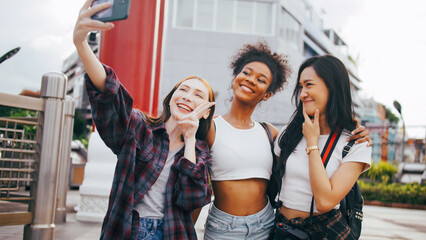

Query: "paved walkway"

xmin=360 ymin=205 xmax=426 ymax=240
xmin=1 ymin=190 xmax=425 ymax=239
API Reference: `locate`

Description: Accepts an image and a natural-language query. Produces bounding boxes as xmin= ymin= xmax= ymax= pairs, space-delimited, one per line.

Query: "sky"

xmin=0 ymin=0 xmax=425 ymax=138
xmin=309 ymin=0 xmax=426 ymax=138
xmin=0 ymin=0 xmax=86 ymax=94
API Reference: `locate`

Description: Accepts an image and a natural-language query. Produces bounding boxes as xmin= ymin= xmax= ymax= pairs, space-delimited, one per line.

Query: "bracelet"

xmin=305 ymin=145 xmax=319 ymax=155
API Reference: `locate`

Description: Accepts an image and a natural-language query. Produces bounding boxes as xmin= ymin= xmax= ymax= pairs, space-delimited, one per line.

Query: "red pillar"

xmin=99 ymin=0 xmax=165 ymax=115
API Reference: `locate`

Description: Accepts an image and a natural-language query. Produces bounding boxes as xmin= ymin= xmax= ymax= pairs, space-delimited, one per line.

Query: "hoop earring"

xmin=227 ymin=83 xmax=234 ymax=102
xmin=225 ymin=92 xmax=233 ymax=109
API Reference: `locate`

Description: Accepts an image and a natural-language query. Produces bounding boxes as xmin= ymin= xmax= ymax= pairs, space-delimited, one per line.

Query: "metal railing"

xmin=0 ymin=117 xmax=38 ymax=226
xmin=0 ymin=117 xmax=38 ymax=198
xmin=0 ymin=72 xmax=75 ymax=240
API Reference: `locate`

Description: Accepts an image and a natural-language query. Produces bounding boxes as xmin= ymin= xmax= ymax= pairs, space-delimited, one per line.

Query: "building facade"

xmin=159 ymin=0 xmax=365 ymax=128
xmin=64 ymin=0 xmax=388 ymax=160
xmin=62 ymin=32 xmax=99 ymax=121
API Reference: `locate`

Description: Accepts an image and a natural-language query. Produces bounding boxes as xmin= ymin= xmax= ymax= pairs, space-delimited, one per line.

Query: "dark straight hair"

xmin=144 ymin=76 xmax=215 ymax=140
xmin=278 ymin=55 xmax=356 ymax=161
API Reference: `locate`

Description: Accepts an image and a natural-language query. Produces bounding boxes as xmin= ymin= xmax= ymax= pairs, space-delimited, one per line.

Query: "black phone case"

xmin=91 ymin=0 xmax=131 ymax=22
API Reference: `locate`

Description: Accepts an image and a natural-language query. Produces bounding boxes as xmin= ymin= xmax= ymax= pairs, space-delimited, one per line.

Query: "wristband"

xmin=305 ymin=145 xmax=319 ymax=155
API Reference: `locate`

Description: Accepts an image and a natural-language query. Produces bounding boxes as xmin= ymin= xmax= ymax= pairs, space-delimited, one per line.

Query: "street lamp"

xmin=0 ymin=47 xmax=20 ymax=64
xmin=393 ymin=100 xmax=405 ymax=162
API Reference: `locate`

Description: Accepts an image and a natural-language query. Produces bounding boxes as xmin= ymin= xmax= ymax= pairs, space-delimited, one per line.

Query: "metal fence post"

xmin=23 ymin=72 xmax=67 ymax=240
xmin=55 ymin=96 xmax=75 ymax=223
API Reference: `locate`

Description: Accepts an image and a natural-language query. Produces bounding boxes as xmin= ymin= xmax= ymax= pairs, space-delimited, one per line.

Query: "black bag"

xmin=339 ymin=140 xmax=364 ymax=239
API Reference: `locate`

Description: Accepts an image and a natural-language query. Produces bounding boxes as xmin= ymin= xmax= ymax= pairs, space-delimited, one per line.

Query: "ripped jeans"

xmin=138 ymin=218 xmax=163 ymax=240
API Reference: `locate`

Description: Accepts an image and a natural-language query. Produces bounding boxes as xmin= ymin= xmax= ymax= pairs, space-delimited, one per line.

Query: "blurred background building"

xmin=62 ymin=0 xmax=424 ymax=165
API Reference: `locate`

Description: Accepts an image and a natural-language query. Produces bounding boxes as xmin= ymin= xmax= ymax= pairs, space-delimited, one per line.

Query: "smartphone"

xmin=91 ymin=0 xmax=131 ymax=22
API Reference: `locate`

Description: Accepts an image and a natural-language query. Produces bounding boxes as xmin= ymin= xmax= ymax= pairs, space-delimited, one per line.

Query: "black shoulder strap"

xmin=259 ymin=122 xmax=274 ymax=151
xmin=342 ymin=139 xmax=356 ymax=158
xmin=260 ymin=122 xmax=283 ymax=208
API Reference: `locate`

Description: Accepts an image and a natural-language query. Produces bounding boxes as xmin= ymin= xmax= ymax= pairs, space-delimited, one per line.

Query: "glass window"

xmin=196 ymin=0 xmax=214 ymax=30
xmin=303 ymin=43 xmax=317 ymax=58
xmin=235 ymin=0 xmax=253 ymax=34
xmin=216 ymin=0 xmax=234 ymax=32
xmin=176 ymin=0 xmax=195 ymax=28
xmin=280 ymin=9 xmax=301 ymax=50
xmin=255 ymin=2 xmax=273 ymax=35
xmin=174 ymin=0 xmax=274 ymax=36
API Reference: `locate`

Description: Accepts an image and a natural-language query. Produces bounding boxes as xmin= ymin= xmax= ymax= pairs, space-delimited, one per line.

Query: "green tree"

xmin=0 ymin=105 xmax=37 ymax=117
xmin=385 ymin=106 xmax=399 ymax=124
xmin=0 ymin=106 xmax=38 ymax=137
xmin=72 ymin=110 xmax=92 ymax=148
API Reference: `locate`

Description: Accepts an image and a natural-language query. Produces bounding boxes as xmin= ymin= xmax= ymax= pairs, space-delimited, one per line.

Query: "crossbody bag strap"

xmin=308 ymin=127 xmax=343 ymax=228
xmin=323 ymin=128 xmax=343 ymax=166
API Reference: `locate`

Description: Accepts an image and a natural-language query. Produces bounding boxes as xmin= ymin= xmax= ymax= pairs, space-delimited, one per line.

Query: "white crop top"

xmin=209 ymin=116 xmax=273 ymax=181
xmin=274 ymin=126 xmax=372 ymax=213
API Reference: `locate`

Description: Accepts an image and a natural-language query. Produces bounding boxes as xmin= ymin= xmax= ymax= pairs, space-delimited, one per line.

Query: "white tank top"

xmin=210 ymin=116 xmax=273 ymax=181
xmin=134 ymin=149 xmax=179 ymax=219
xmin=274 ymin=127 xmax=372 ymax=213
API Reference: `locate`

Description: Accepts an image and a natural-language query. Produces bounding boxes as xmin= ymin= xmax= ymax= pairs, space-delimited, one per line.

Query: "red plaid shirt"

xmin=85 ymin=65 xmax=212 ymax=239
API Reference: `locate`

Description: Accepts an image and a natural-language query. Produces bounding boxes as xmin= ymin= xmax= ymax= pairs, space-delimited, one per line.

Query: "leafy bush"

xmin=0 ymin=106 xmax=37 ymax=118
xmin=359 ymin=180 xmax=426 ymax=205
xmin=73 ymin=110 xmax=91 ymax=149
xmin=362 ymin=161 xmax=398 ymax=183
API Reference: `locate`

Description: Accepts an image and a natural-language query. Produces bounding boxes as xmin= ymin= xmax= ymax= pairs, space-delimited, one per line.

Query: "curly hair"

xmin=229 ymin=41 xmax=291 ymax=95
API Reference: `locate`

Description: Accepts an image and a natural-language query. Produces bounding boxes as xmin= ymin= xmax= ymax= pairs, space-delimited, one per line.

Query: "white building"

xmin=160 ymin=0 xmax=366 ymax=127
xmin=62 ymin=0 xmax=369 ymax=128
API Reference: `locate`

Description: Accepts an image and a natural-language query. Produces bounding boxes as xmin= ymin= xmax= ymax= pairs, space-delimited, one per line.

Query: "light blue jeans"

xmin=138 ymin=218 xmax=163 ymax=240
xmin=204 ymin=200 xmax=274 ymax=240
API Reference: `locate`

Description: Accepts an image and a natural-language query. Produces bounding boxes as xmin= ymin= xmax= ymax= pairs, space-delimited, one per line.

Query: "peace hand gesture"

xmin=176 ymin=101 xmax=215 ymax=141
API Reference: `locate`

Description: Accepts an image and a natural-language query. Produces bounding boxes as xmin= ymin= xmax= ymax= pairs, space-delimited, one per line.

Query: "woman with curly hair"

xmin=202 ymin=41 xmax=290 ymax=239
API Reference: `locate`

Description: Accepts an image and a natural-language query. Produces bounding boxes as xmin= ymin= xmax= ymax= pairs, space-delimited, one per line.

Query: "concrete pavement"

xmin=360 ymin=205 xmax=426 ymax=240
xmin=0 ymin=190 xmax=425 ymax=239
xmin=195 ymin=204 xmax=426 ymax=240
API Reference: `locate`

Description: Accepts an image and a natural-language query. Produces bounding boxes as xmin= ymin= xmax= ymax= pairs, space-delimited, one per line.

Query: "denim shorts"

xmin=138 ymin=218 xmax=163 ymax=240
xmin=204 ymin=200 xmax=274 ymax=240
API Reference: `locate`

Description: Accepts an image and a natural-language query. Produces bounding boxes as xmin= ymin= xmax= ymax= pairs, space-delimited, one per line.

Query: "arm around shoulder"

xmin=343 ymin=141 xmax=372 ymax=173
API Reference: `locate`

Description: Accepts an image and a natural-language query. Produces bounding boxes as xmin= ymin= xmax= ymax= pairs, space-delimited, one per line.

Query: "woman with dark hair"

xmin=74 ymin=1 xmax=215 ymax=239
xmin=203 ymin=44 xmax=370 ymax=239
xmin=202 ymin=41 xmax=289 ymax=239
xmin=273 ymin=55 xmax=372 ymax=239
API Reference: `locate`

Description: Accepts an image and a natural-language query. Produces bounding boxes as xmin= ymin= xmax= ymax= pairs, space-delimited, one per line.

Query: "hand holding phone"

xmin=91 ymin=0 xmax=131 ymax=22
